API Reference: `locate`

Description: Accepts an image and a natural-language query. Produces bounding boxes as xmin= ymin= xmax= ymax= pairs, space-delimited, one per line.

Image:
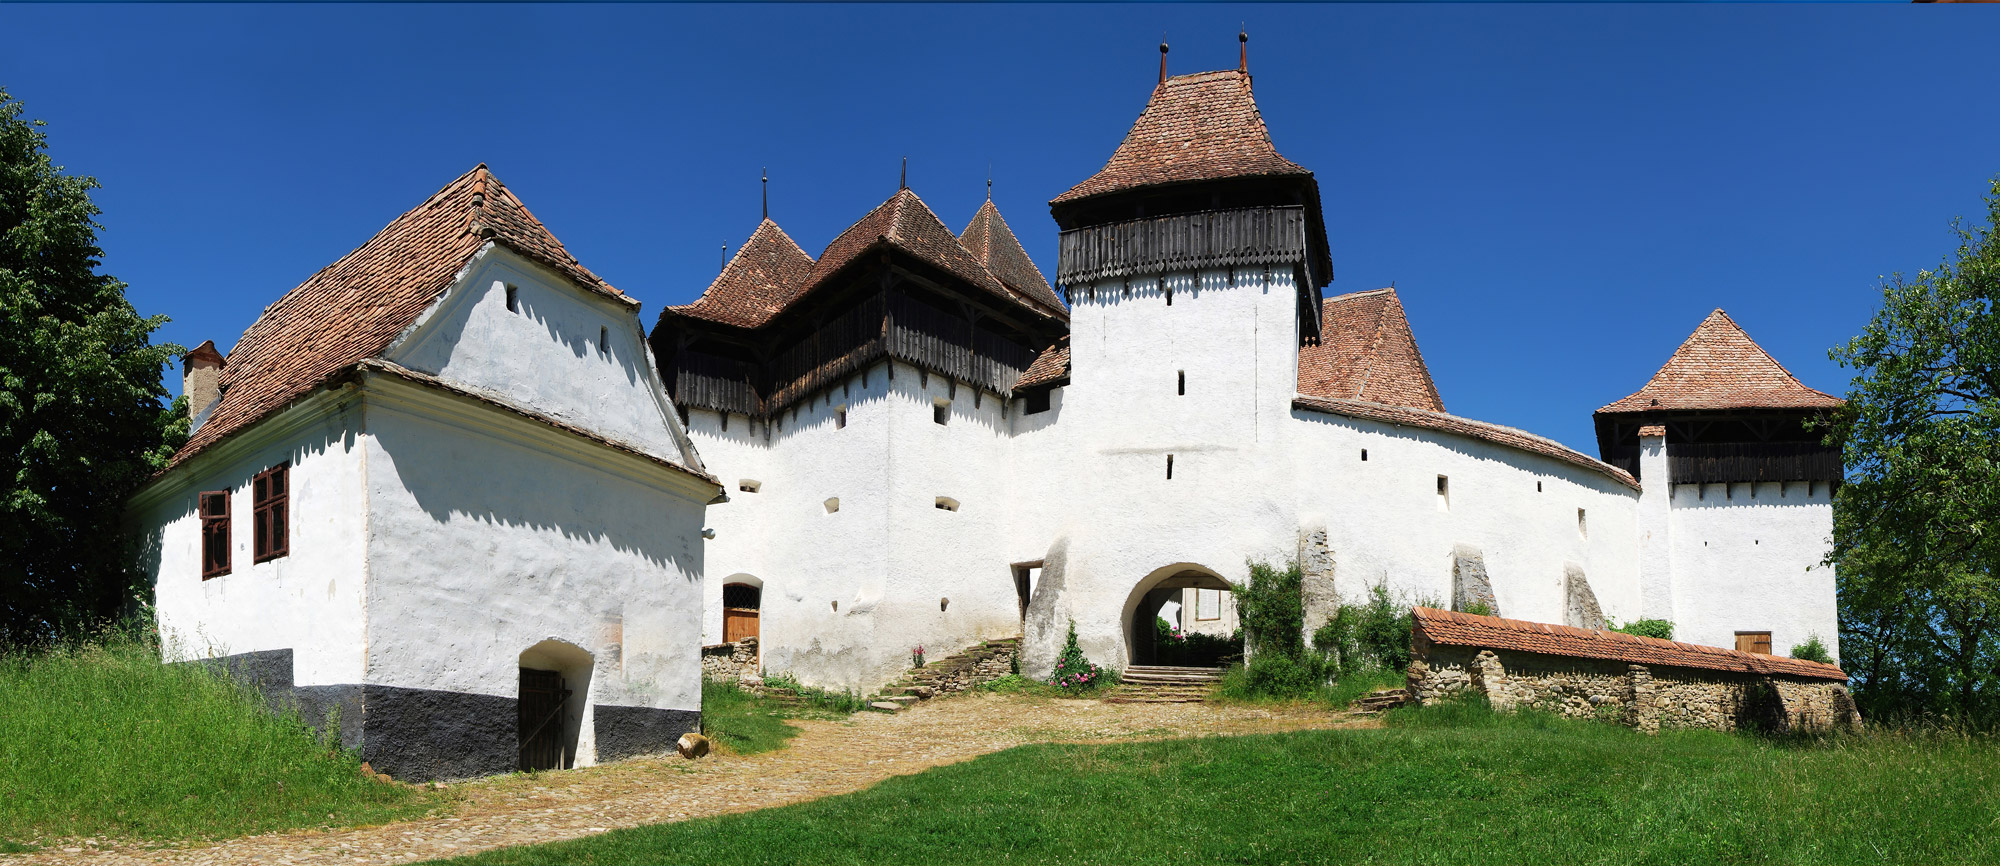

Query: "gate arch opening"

xmin=1121 ymin=564 xmax=1242 ymax=666
xmin=518 ymin=639 xmax=592 ymax=772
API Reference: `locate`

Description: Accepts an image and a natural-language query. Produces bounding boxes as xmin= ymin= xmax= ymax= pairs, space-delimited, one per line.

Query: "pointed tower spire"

xmin=1159 ymin=40 xmax=1169 ymax=85
xmin=1240 ymin=29 xmax=1249 ymax=73
xmin=761 ymin=168 xmax=768 ymax=221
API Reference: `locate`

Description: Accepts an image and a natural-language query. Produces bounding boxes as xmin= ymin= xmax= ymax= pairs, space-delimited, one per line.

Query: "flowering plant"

xmin=911 ymin=645 xmax=925 ymax=668
xmin=1047 ymin=619 xmax=1112 ymax=693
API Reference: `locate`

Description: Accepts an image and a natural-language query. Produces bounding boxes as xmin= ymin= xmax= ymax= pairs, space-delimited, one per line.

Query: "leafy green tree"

xmin=0 ymin=87 xmax=184 ymax=646
xmin=1827 ymin=177 xmax=2000 ymax=724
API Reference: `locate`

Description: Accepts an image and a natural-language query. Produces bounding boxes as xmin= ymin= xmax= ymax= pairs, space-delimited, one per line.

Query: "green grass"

xmin=699 ymin=679 xmax=809 ymax=755
xmin=434 ymin=700 xmax=2000 ymax=865
xmin=0 ymin=635 xmax=438 ymax=847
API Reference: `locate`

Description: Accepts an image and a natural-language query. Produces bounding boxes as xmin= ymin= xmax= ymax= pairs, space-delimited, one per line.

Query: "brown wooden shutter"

xmin=1735 ymin=631 xmax=1773 ymax=655
xmin=253 ymin=463 xmax=289 ymax=563
xmin=200 ymin=490 xmax=231 ymax=579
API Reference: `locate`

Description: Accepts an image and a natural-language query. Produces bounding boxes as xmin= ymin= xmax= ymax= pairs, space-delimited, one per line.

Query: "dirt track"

xmin=6 ymin=693 xmax=1369 ymax=866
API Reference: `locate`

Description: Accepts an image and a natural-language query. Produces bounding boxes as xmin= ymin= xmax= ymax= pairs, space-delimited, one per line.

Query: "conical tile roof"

xmin=1297 ymin=288 xmax=1444 ymax=413
xmin=169 ymin=165 xmax=624 ymax=468
xmin=1052 ymin=69 xmax=1310 ymax=206
xmin=1599 ymin=310 xmax=1842 ymax=414
xmin=958 ymin=200 xmax=1064 ymax=315
xmin=668 ymin=219 xmax=816 ymax=329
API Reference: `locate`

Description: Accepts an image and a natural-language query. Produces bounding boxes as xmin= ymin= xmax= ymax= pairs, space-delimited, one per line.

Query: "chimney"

xmin=183 ymin=340 xmax=225 ymax=426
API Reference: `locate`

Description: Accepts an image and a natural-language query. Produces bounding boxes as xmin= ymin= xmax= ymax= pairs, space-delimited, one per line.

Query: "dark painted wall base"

xmin=595 ymin=704 xmax=702 ymax=762
xmin=180 ymin=649 xmax=700 ymax=782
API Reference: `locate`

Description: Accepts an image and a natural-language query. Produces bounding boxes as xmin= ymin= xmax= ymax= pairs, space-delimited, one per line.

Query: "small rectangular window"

xmin=200 ymin=489 xmax=231 ymax=578
xmin=1361 ymin=449 xmax=1368 ymax=461
xmin=1577 ymin=508 xmax=1588 ymax=539
xmin=599 ymin=326 xmax=609 ymax=355
xmin=1177 ymin=371 xmax=1185 ymax=396
xmin=252 ymin=463 xmax=289 ymax=563
xmin=505 ymin=284 xmax=519 ymax=313
xmin=1167 ymin=454 xmax=1175 ymax=479
xmin=933 ymin=400 xmax=950 ymax=426
xmin=739 ymin=480 xmax=761 ymax=493
xmin=1735 ymin=631 xmax=1773 ymax=656
xmin=1436 ymin=475 xmax=1450 ymax=511
xmin=836 ymin=406 xmax=847 ymax=429
xmin=1196 ymin=588 xmax=1221 ymax=621
xmin=1024 ymin=389 xmax=1051 ymax=415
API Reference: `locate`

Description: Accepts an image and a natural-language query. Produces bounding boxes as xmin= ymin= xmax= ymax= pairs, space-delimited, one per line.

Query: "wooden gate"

xmin=518 ymin=668 xmax=571 ymax=771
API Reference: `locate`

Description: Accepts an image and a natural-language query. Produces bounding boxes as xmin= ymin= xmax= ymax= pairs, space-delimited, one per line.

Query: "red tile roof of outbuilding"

xmin=1297 ymin=288 xmax=1444 ymax=413
xmin=1051 ymin=69 xmax=1311 ymax=206
xmin=166 ymin=165 xmax=626 ymax=470
xmin=1016 ymin=336 xmax=1070 ymax=389
xmin=1599 ymin=309 xmax=1842 ymax=414
xmin=1413 ymin=607 xmax=1847 ymax=680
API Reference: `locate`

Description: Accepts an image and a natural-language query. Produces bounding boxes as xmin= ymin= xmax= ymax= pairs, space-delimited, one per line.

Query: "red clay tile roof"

xmin=959 ymin=200 xmax=1065 ymax=316
xmin=1298 ymin=288 xmax=1444 ymax=412
xmin=1016 ymin=336 xmax=1070 ymax=389
xmin=1413 ymin=607 xmax=1847 ymax=680
xmin=1051 ymin=69 xmax=1311 ymax=206
xmin=1292 ymin=395 xmax=1639 ymax=490
xmin=667 ymin=219 xmax=816 ymax=329
xmin=1599 ymin=309 xmax=1842 ymax=414
xmin=811 ymin=189 xmax=1060 ymax=322
xmin=166 ymin=165 xmax=626 ymax=470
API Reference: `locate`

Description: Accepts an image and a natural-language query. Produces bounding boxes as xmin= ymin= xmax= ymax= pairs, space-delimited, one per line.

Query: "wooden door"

xmin=518 ymin=668 xmax=570 ymax=771
xmin=723 ymin=608 xmax=760 ymax=643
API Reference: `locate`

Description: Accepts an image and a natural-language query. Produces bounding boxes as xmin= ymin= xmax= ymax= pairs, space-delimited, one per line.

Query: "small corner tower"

xmin=1597 ymin=309 xmax=1844 ymax=654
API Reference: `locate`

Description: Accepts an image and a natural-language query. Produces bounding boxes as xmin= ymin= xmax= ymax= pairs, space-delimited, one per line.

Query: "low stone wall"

xmin=701 ymin=638 xmax=759 ymax=681
xmin=1409 ymin=644 xmax=1862 ymax=734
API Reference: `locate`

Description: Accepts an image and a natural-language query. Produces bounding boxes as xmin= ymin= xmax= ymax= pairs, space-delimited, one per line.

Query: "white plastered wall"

xmin=1668 ymin=481 xmax=1839 ymax=660
xmin=139 ymin=390 xmax=370 ymax=688
xmin=357 ymin=377 xmax=709 ymax=766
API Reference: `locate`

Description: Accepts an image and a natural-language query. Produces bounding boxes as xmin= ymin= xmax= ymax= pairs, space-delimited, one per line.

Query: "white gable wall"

xmin=388 ymin=245 xmax=692 ymax=467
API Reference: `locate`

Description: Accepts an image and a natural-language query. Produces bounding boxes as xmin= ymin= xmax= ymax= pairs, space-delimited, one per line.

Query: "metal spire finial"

xmin=1159 ymin=38 xmax=1169 ymax=85
xmin=899 ymin=156 xmax=907 ymax=191
xmin=720 ymin=241 xmax=728 ymax=273
xmin=761 ymin=168 xmax=768 ymax=221
xmin=1240 ymin=29 xmax=1249 ymax=73
xmin=986 ymin=163 xmax=992 ymax=202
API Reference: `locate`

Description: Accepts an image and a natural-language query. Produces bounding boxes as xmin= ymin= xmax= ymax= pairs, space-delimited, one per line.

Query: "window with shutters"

xmin=252 ymin=462 xmax=289 ymax=563
xmin=1735 ymin=631 xmax=1773 ymax=655
xmin=200 ymin=490 xmax=231 ymax=579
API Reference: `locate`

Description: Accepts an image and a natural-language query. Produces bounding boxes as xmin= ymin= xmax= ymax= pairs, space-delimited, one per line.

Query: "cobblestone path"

xmin=6 ymin=693 xmax=1369 ymax=866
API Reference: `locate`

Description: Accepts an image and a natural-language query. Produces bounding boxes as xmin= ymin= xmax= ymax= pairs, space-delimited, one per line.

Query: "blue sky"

xmin=4 ymin=3 xmax=1995 ymax=453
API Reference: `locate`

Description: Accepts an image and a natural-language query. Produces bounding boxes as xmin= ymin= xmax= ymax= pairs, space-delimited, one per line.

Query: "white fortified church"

xmin=133 ymin=46 xmax=1844 ymax=779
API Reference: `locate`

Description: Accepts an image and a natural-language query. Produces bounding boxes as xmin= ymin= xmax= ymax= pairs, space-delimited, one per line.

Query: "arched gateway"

xmin=1122 ymin=565 xmax=1243 ymax=666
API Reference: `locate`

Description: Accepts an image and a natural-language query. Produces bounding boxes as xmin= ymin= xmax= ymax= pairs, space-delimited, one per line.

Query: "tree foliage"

xmin=0 ymin=87 xmax=184 ymax=646
xmin=1827 ymin=177 xmax=2000 ymax=724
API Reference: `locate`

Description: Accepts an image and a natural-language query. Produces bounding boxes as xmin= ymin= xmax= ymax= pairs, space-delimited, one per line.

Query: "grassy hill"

xmin=436 ymin=700 xmax=2000 ymax=865
xmin=0 ymin=635 xmax=439 ymax=849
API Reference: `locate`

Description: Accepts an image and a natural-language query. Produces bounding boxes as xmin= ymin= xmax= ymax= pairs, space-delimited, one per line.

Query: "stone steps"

xmin=868 ymin=637 xmax=1022 ymax=711
xmin=1103 ymin=665 xmax=1223 ymax=704
xmin=1348 ymin=687 xmax=1412 ymax=715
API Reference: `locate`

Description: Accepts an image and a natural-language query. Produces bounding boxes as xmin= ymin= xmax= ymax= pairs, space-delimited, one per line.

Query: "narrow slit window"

xmin=200 ymin=489 xmax=231 ymax=579
xmin=720 ymin=412 xmax=729 ymax=432
xmin=1166 ymin=286 xmax=1174 ymax=306
xmin=836 ymin=406 xmax=847 ymax=429
xmin=1436 ymin=475 xmax=1450 ymax=511
xmin=1167 ymin=454 xmax=1175 ymax=479
xmin=933 ymin=400 xmax=950 ymax=426
xmin=252 ymin=462 xmax=289 ymax=563
xmin=599 ymin=326 xmax=609 ymax=355
xmin=1177 ymin=371 xmax=1185 ymax=396
xmin=505 ymin=284 xmax=519 ymax=313
xmin=1577 ymin=508 xmax=1588 ymax=539
xmin=1361 ymin=449 xmax=1368 ymax=462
